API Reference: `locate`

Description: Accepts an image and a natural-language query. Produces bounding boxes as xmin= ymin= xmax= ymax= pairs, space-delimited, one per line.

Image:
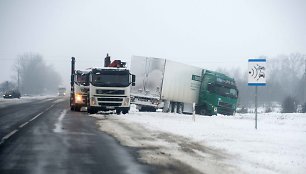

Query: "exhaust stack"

xmin=104 ymin=53 xmax=111 ymax=67
xmin=71 ymin=57 xmax=75 ymax=86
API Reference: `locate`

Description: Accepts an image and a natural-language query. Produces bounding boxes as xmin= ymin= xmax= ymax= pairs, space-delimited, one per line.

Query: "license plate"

xmin=106 ymin=106 xmax=114 ymax=109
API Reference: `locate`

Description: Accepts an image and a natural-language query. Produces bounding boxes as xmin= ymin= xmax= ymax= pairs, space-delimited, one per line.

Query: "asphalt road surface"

xmin=0 ymin=97 xmax=156 ymax=174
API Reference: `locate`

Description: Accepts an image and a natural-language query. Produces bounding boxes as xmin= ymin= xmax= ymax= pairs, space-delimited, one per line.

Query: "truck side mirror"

xmin=132 ymin=75 xmax=136 ymax=86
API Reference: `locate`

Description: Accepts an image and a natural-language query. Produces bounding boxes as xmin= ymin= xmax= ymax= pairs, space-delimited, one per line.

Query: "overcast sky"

xmin=0 ymin=0 xmax=305 ymax=86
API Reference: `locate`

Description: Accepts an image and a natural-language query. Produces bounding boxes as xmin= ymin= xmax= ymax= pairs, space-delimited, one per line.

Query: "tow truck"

xmin=87 ymin=54 xmax=135 ymax=114
xmin=70 ymin=57 xmax=90 ymax=111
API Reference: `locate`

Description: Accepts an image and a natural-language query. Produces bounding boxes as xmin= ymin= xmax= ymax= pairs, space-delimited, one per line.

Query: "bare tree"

xmin=217 ymin=53 xmax=305 ymax=108
xmin=0 ymin=81 xmax=16 ymax=94
xmin=282 ymin=96 xmax=297 ymax=113
xmin=13 ymin=53 xmax=62 ymax=95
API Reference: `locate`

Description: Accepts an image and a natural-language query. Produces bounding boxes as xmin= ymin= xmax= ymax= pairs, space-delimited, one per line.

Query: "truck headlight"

xmin=75 ymin=94 xmax=82 ymax=103
xmin=214 ymin=107 xmax=218 ymax=113
xmin=91 ymin=97 xmax=96 ymax=105
xmin=123 ymin=97 xmax=130 ymax=106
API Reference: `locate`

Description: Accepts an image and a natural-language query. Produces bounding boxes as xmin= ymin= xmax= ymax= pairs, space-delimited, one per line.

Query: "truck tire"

xmin=86 ymin=93 xmax=95 ymax=114
xmin=75 ymin=106 xmax=81 ymax=112
xmin=87 ymin=107 xmax=96 ymax=114
xmin=122 ymin=109 xmax=129 ymax=114
xmin=150 ymin=107 xmax=157 ymax=112
xmin=116 ymin=109 xmax=121 ymax=115
xmin=200 ymin=109 xmax=207 ymax=116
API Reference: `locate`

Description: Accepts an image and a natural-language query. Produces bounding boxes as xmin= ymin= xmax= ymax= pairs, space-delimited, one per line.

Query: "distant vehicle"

xmin=3 ymin=90 xmax=21 ymax=99
xmin=130 ymin=56 xmax=238 ymax=115
xmin=58 ymin=87 xmax=66 ymax=96
xmin=70 ymin=57 xmax=89 ymax=111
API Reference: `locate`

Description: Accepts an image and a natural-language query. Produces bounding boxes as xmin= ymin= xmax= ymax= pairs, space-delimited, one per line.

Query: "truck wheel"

xmin=122 ymin=109 xmax=129 ymax=114
xmin=88 ymin=108 xmax=96 ymax=114
xmin=150 ymin=107 xmax=156 ymax=112
xmin=75 ymin=106 xmax=81 ymax=112
xmin=200 ymin=109 xmax=207 ymax=116
xmin=116 ymin=109 xmax=121 ymax=115
xmin=70 ymin=105 xmax=75 ymax=111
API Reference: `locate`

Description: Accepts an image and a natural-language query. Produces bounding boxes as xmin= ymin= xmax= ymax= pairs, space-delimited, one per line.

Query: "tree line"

xmin=0 ymin=53 xmax=62 ymax=95
xmin=219 ymin=53 xmax=306 ymax=113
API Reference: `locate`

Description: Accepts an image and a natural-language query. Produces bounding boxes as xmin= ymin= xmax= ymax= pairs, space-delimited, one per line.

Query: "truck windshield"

xmin=76 ymin=73 xmax=89 ymax=86
xmin=92 ymin=73 xmax=129 ymax=87
xmin=209 ymin=84 xmax=238 ymax=98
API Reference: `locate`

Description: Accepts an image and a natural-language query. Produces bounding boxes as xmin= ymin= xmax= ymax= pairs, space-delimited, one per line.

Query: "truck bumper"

xmin=217 ymin=107 xmax=235 ymax=115
xmin=89 ymin=106 xmax=130 ymax=112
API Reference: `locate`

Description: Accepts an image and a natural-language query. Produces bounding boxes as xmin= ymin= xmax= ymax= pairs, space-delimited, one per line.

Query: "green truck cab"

xmin=197 ymin=70 xmax=238 ymax=115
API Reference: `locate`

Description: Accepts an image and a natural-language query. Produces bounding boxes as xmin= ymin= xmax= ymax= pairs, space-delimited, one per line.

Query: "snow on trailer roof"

xmin=92 ymin=67 xmax=129 ymax=71
xmin=76 ymin=70 xmax=90 ymax=74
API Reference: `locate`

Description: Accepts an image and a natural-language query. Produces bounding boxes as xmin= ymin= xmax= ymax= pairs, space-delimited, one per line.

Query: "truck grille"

xmin=96 ymin=89 xmax=125 ymax=95
xmin=99 ymin=103 xmax=122 ymax=107
xmin=218 ymin=101 xmax=232 ymax=108
xmin=97 ymin=98 xmax=123 ymax=102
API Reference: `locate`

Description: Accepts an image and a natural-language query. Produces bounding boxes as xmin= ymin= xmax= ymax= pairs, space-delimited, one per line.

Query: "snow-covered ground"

xmin=92 ymin=107 xmax=306 ymax=174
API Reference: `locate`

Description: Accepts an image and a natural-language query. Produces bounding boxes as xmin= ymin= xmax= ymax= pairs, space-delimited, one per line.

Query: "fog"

xmin=1 ymin=0 xmax=306 ymax=90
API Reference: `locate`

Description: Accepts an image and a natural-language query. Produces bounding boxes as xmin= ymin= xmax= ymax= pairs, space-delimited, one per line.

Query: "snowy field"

xmin=92 ymin=107 xmax=306 ymax=174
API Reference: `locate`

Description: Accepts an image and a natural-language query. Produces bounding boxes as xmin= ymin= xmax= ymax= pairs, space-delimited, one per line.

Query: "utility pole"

xmin=17 ymin=69 xmax=20 ymax=91
xmin=304 ymin=57 xmax=306 ymax=104
xmin=255 ymin=86 xmax=258 ymax=129
xmin=6 ymin=81 xmax=9 ymax=91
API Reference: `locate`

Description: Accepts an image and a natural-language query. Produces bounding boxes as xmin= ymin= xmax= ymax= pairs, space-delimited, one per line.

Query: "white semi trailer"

xmin=131 ymin=56 xmax=239 ymax=115
xmin=131 ymin=56 xmax=202 ymax=113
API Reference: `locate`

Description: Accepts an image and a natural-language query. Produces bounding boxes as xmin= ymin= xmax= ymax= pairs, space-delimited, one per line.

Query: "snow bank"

xmin=0 ymin=95 xmax=60 ymax=108
xmin=93 ymin=109 xmax=306 ymax=174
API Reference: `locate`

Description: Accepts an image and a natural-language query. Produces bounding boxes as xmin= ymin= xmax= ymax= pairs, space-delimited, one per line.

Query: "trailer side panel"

xmin=161 ymin=60 xmax=202 ymax=104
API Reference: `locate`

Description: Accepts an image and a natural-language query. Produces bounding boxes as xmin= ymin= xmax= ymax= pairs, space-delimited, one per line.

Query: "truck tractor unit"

xmin=196 ymin=70 xmax=238 ymax=115
xmin=130 ymin=56 xmax=238 ymax=115
xmin=87 ymin=54 xmax=135 ymax=114
xmin=70 ymin=57 xmax=90 ymax=111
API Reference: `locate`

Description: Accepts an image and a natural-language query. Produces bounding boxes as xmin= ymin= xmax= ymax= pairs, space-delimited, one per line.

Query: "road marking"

xmin=2 ymin=129 xmax=18 ymax=140
xmin=0 ymin=103 xmax=56 ymax=145
xmin=0 ymin=129 xmax=18 ymax=145
xmin=28 ymin=112 xmax=43 ymax=122
xmin=54 ymin=109 xmax=67 ymax=133
xmin=19 ymin=121 xmax=29 ymax=128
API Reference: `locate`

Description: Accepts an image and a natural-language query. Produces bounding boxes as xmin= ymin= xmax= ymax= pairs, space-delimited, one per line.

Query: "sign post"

xmin=192 ymin=102 xmax=196 ymax=122
xmin=248 ymin=59 xmax=266 ymax=129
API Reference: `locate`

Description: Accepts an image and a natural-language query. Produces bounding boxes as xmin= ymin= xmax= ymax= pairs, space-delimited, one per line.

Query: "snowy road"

xmin=0 ymin=97 xmax=60 ymax=141
xmin=0 ymin=98 xmax=155 ymax=174
xmin=2 ymin=97 xmax=304 ymax=174
xmin=91 ymin=110 xmax=306 ymax=174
